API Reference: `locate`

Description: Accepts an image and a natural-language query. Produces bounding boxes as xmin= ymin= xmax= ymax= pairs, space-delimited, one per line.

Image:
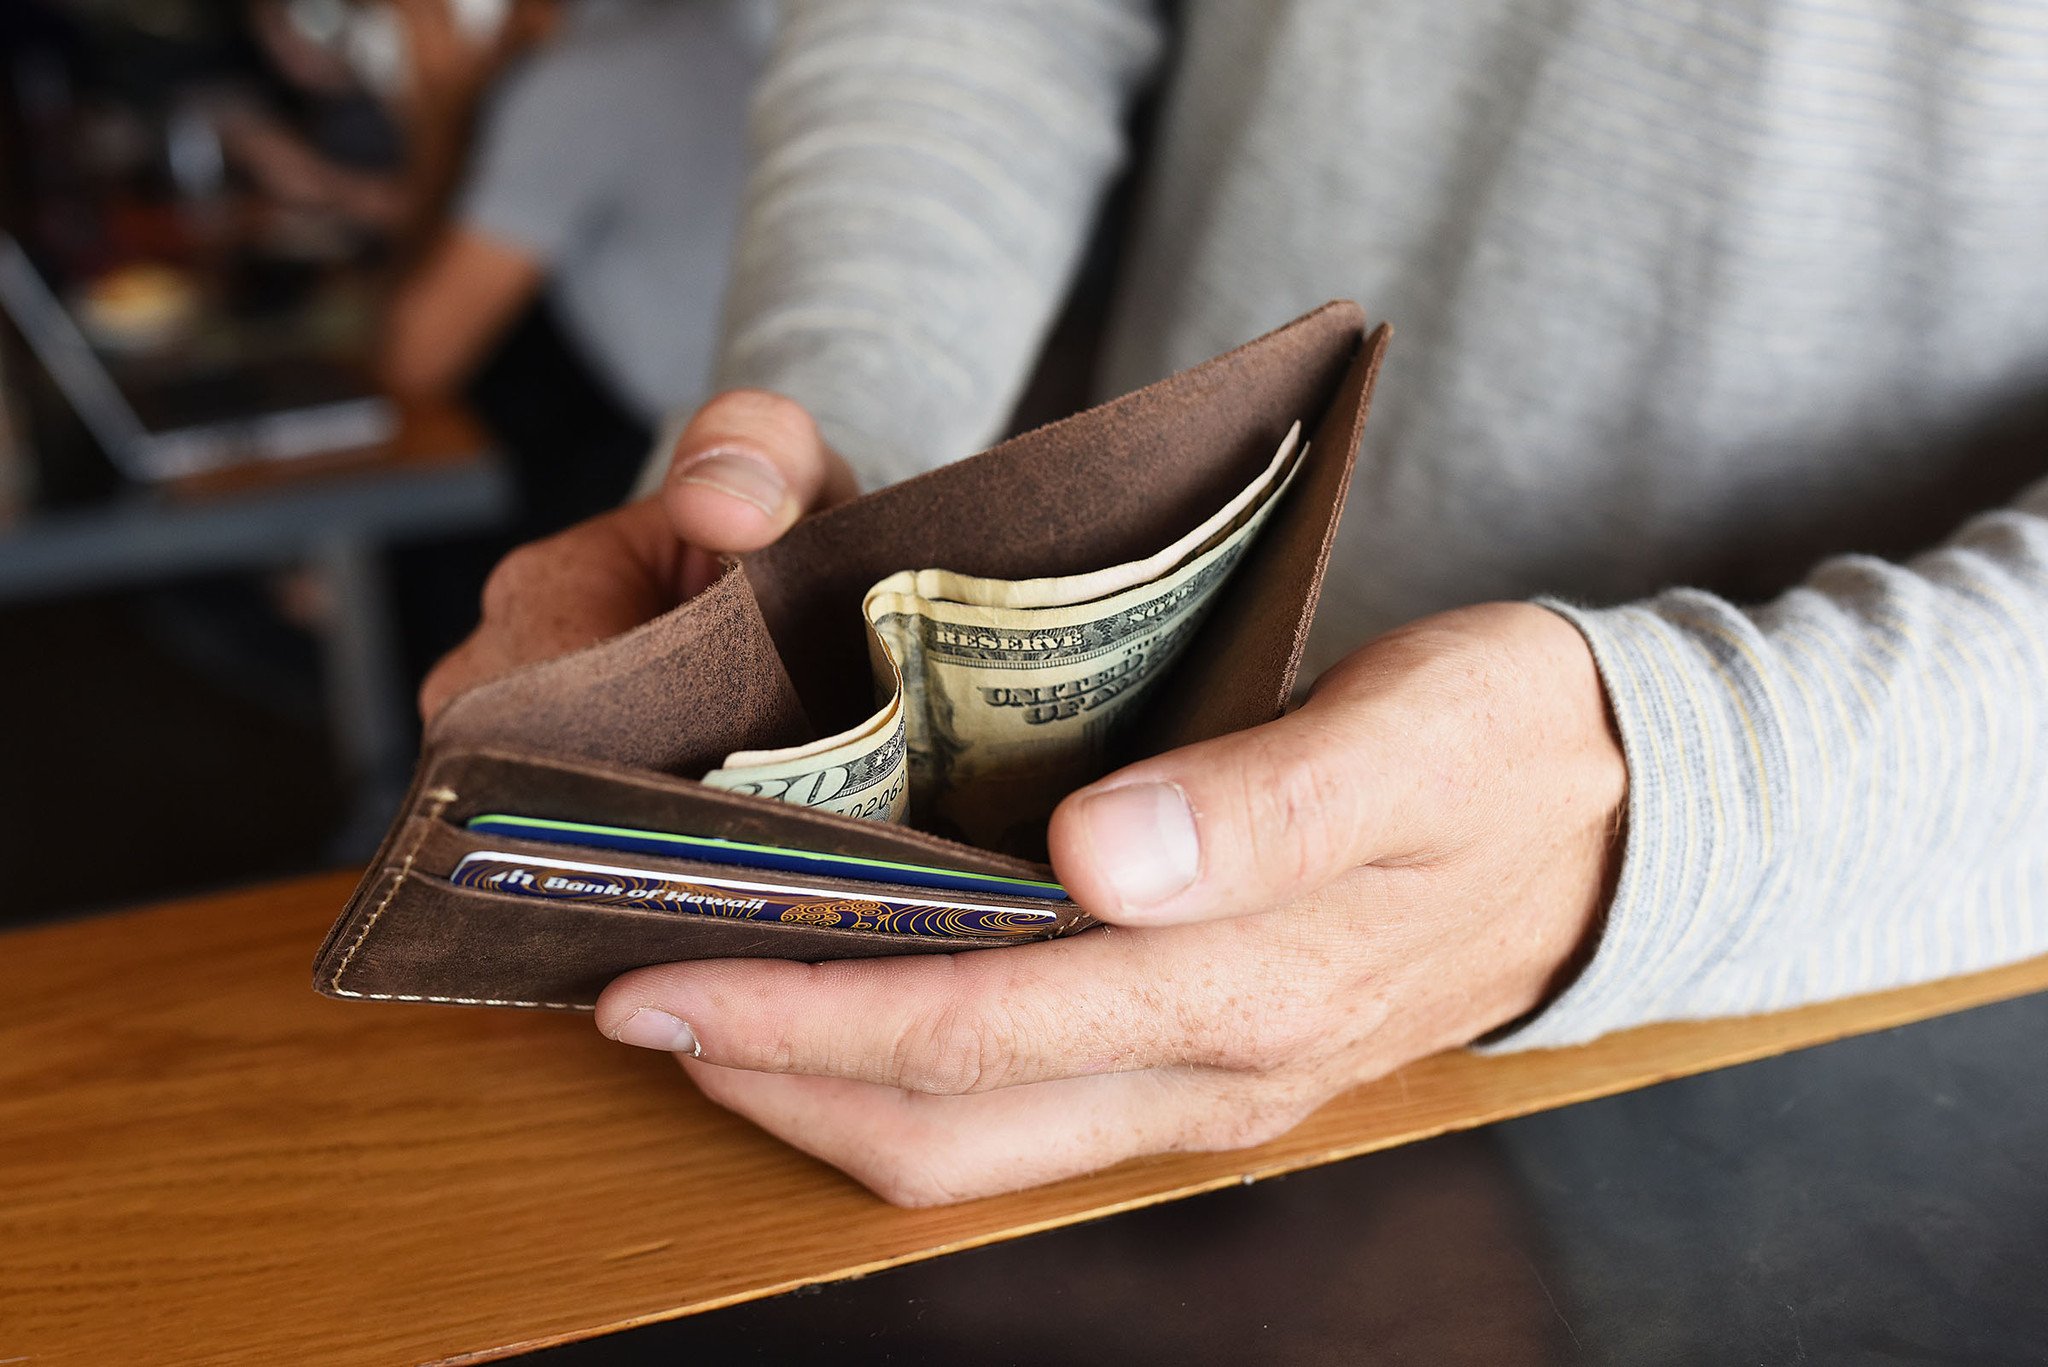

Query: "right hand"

xmin=419 ymin=390 xmax=857 ymax=721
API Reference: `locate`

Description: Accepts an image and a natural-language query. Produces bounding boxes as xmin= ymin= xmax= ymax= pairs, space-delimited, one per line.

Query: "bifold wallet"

xmin=314 ymin=302 xmax=1390 ymax=1011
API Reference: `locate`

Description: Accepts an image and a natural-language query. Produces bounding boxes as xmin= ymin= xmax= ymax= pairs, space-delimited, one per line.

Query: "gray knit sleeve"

xmin=1490 ymin=476 xmax=2048 ymax=1051
xmin=698 ymin=0 xmax=1165 ymax=489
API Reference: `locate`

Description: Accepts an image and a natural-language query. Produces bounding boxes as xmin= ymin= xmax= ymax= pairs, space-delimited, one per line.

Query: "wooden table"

xmin=4 ymin=874 xmax=2044 ymax=1366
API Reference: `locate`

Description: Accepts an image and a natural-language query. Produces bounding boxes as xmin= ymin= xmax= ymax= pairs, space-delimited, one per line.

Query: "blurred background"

xmin=0 ymin=0 xmax=776 ymax=926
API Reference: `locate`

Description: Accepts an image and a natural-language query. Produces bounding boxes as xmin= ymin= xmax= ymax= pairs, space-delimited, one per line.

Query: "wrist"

xmin=1455 ymin=602 xmax=1628 ymax=1031
xmin=1520 ymin=600 xmax=1629 ymax=996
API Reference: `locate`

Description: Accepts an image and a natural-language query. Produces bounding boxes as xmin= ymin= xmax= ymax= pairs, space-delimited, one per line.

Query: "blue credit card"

xmin=449 ymin=852 xmax=1061 ymax=938
xmin=465 ymin=813 xmax=1070 ymax=902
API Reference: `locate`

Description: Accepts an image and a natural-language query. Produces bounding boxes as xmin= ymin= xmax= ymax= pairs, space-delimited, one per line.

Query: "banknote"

xmin=871 ymin=449 xmax=1302 ymax=849
xmin=703 ymin=422 xmax=1306 ymax=851
xmin=869 ymin=422 xmax=1302 ymax=612
xmin=700 ymin=688 xmax=909 ymax=822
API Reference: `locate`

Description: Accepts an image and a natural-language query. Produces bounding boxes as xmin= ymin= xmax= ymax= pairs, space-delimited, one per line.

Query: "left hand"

xmin=419 ymin=390 xmax=856 ymax=719
xmin=595 ymin=603 xmax=1627 ymax=1205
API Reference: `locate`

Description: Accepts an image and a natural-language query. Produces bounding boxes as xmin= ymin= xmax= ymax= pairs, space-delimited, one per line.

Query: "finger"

xmin=594 ymin=924 xmax=1267 ymax=1093
xmin=681 ymin=1060 xmax=1318 ymax=1207
xmin=660 ymin=390 xmax=858 ymax=555
xmin=418 ymin=498 xmax=706 ymax=720
xmin=1047 ymin=687 xmax=1436 ymax=928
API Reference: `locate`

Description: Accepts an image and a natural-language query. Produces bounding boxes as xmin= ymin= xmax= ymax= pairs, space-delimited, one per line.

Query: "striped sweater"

xmin=706 ymin=0 xmax=2048 ymax=1048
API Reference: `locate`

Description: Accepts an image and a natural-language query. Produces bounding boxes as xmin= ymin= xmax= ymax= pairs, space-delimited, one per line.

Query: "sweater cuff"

xmin=1478 ymin=594 xmax=1789 ymax=1052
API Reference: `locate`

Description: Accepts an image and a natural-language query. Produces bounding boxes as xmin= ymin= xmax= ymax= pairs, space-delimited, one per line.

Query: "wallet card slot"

xmin=424 ymin=748 xmax=1072 ymax=887
xmin=318 ymin=761 xmax=1088 ymax=1009
xmin=402 ymin=814 xmax=1083 ymax=931
xmin=322 ymin=871 xmax=994 ymax=1012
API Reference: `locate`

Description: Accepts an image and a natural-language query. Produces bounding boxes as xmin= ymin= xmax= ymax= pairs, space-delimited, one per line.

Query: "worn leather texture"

xmin=314 ymin=303 xmax=1390 ymax=1011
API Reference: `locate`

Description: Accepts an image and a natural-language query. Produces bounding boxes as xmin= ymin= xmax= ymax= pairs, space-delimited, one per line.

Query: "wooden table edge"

xmin=438 ymin=951 xmax=2048 ymax=1363
xmin=7 ymin=872 xmax=2044 ymax=1367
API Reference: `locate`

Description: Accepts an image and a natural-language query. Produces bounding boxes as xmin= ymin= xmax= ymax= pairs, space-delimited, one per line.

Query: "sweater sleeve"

xmin=1492 ymin=475 xmax=2048 ymax=1051
xmin=684 ymin=0 xmax=1165 ymax=490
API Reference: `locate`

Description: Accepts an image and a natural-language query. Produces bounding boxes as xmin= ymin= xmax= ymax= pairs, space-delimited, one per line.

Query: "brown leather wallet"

xmin=313 ymin=302 xmax=1390 ymax=1011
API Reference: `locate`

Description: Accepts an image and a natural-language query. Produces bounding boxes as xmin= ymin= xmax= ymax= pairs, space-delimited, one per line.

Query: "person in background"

xmin=424 ymin=1 xmax=2048 ymax=1204
xmin=229 ymin=0 xmax=771 ymax=674
xmin=228 ymin=0 xmax=772 ymax=521
xmin=379 ymin=0 xmax=772 ymax=467
xmin=219 ymin=0 xmax=416 ymax=238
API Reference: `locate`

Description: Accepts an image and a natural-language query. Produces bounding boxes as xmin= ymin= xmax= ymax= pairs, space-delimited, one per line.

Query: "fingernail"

xmin=674 ymin=448 xmax=789 ymax=518
xmin=607 ymin=1007 xmax=701 ymax=1056
xmin=1079 ymin=780 xmax=1199 ymax=912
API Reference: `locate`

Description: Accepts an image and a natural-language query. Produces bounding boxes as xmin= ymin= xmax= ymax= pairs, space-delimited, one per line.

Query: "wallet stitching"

xmin=328 ymin=785 xmax=449 ymax=994
xmin=325 ymin=782 xmax=597 ymax=1011
xmin=325 ymin=779 xmax=1056 ymax=1010
xmin=326 ymin=987 xmax=594 ymax=1011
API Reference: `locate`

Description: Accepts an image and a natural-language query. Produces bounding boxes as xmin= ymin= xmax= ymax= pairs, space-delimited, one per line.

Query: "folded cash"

xmin=702 ymin=422 xmax=1306 ymax=854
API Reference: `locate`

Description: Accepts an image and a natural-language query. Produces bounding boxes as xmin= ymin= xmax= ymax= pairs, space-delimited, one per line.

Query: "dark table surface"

xmin=530 ymin=989 xmax=2048 ymax=1367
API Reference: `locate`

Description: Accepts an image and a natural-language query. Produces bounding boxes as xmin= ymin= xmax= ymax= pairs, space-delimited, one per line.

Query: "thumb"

xmin=661 ymin=389 xmax=859 ymax=554
xmin=1046 ymin=699 xmax=1428 ymax=927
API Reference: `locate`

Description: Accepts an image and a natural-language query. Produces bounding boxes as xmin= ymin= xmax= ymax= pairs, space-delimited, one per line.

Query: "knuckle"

xmin=756 ymin=1023 xmax=799 ymax=1074
xmin=416 ymin=656 xmax=462 ymax=718
xmin=707 ymin=387 xmax=806 ymax=423
xmin=698 ymin=389 xmax=819 ymax=452
xmin=1376 ymin=622 xmax=1505 ymax=737
xmin=1222 ymin=997 xmax=1328 ymax=1075
xmin=1227 ymin=729 xmax=1356 ymax=887
xmin=478 ymin=541 xmax=552 ymax=623
xmin=890 ymin=1000 xmax=1020 ymax=1095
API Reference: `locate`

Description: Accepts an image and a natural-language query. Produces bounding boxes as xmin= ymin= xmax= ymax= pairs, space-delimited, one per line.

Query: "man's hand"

xmin=419 ymin=390 xmax=857 ymax=720
xmin=594 ymin=603 xmax=1627 ymax=1205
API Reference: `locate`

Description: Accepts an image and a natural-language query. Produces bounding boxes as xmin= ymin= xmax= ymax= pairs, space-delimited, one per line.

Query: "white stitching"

xmin=328 ymin=783 xmax=595 ymax=1009
xmin=325 ymin=986 xmax=594 ymax=1010
xmin=330 ymin=785 xmax=458 ymax=996
xmin=327 ymin=778 xmax=1082 ymax=1011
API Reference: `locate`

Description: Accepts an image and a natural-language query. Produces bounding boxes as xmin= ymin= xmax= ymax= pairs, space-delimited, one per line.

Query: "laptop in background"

xmin=0 ymin=234 xmax=396 ymax=484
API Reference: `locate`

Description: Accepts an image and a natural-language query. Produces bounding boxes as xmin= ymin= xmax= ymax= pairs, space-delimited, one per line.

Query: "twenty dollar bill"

xmin=701 ymin=423 xmax=1305 ymax=852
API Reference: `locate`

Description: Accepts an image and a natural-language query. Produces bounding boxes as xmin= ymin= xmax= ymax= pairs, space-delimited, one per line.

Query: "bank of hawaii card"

xmin=464 ymin=813 xmax=1069 ymax=901
xmin=450 ymin=851 xmax=1062 ymax=939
